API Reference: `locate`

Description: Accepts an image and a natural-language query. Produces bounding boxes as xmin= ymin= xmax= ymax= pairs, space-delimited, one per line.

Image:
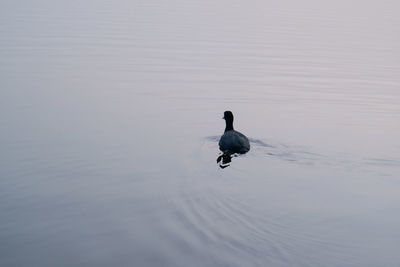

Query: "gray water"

xmin=1 ymin=0 xmax=400 ymax=266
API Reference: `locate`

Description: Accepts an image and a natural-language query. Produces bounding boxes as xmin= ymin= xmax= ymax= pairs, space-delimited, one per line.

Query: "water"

xmin=1 ymin=0 xmax=400 ymax=266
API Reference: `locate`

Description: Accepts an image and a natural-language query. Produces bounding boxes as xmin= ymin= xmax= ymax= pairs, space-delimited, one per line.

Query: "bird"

xmin=219 ymin=111 xmax=250 ymax=154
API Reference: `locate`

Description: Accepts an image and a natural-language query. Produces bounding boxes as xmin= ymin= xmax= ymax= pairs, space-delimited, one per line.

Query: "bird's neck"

xmin=225 ymin=121 xmax=234 ymax=132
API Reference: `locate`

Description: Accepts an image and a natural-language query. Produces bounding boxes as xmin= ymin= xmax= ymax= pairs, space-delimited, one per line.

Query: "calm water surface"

xmin=1 ymin=0 xmax=400 ymax=266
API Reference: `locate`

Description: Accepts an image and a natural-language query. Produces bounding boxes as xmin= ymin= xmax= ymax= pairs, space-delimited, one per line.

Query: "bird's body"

xmin=219 ymin=130 xmax=250 ymax=154
xmin=218 ymin=111 xmax=250 ymax=154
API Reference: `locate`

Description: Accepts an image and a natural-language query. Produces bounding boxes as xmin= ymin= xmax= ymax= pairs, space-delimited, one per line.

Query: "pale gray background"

xmin=1 ymin=0 xmax=400 ymax=266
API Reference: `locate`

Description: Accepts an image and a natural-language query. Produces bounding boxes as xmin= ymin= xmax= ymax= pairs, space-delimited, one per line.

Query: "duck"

xmin=219 ymin=111 xmax=250 ymax=154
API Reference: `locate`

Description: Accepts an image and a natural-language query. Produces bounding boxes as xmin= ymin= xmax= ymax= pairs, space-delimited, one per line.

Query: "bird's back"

xmin=219 ymin=130 xmax=250 ymax=154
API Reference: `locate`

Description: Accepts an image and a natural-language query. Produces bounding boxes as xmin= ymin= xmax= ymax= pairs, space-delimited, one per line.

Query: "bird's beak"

xmin=222 ymin=116 xmax=225 ymax=119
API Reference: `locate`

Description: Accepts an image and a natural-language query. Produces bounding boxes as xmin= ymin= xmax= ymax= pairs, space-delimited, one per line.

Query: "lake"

xmin=1 ymin=0 xmax=400 ymax=266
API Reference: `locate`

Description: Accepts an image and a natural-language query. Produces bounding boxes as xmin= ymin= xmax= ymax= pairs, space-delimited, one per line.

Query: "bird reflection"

xmin=217 ymin=152 xmax=233 ymax=168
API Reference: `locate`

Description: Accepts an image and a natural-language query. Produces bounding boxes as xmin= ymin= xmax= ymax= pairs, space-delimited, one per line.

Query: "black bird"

xmin=217 ymin=111 xmax=250 ymax=167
